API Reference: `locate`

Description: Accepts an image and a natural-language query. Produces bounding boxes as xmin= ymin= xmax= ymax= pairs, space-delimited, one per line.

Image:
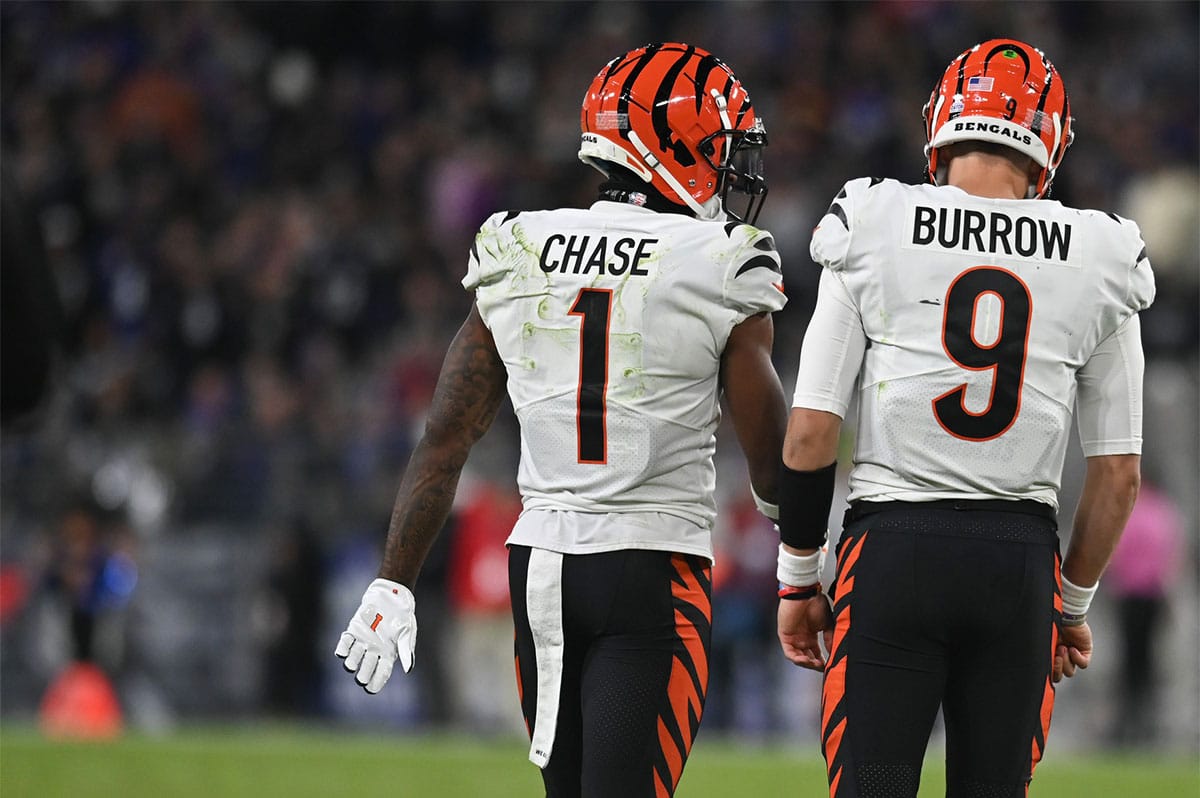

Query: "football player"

xmin=336 ymin=42 xmax=788 ymax=797
xmin=776 ymin=39 xmax=1155 ymax=797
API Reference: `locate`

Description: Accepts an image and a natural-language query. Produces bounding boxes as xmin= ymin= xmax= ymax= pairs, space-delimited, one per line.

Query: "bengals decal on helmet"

xmin=924 ymin=39 xmax=1074 ymax=198
xmin=579 ymin=42 xmax=768 ymax=224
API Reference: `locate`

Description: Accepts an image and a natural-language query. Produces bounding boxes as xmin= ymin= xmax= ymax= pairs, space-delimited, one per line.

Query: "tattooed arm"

xmin=379 ymin=304 xmax=508 ymax=588
xmin=335 ymin=304 xmax=506 ymax=689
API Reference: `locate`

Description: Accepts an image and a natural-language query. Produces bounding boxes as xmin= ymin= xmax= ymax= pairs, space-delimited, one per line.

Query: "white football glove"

xmin=335 ymin=578 xmax=417 ymax=694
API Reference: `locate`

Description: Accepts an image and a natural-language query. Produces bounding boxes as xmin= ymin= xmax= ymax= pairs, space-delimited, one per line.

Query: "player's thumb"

xmin=397 ymin=620 xmax=417 ymax=673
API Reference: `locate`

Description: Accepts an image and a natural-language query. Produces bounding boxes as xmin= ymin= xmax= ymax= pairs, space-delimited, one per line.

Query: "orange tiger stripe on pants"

xmin=652 ymin=554 xmax=712 ymax=796
xmin=822 ymin=532 xmax=868 ymax=795
xmin=1026 ymin=554 xmax=1065 ymax=793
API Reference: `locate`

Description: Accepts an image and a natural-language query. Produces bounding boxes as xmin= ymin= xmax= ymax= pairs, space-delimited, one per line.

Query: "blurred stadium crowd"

xmin=2 ymin=1 xmax=1197 ymax=752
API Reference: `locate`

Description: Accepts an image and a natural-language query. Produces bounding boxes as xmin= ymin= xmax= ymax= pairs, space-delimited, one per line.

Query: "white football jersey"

xmin=464 ymin=200 xmax=786 ymax=556
xmin=799 ymin=178 xmax=1155 ymax=509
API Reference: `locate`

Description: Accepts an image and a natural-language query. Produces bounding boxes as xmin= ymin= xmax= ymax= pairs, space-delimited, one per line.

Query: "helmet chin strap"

xmin=627 ymin=130 xmax=714 ymax=219
xmin=710 ymin=89 xmax=734 ymax=167
xmin=925 ymin=92 xmax=947 ymax=184
xmin=710 ymin=89 xmax=737 ymax=222
xmin=1035 ymin=110 xmax=1065 ymax=198
xmin=626 ymin=90 xmax=736 ymax=222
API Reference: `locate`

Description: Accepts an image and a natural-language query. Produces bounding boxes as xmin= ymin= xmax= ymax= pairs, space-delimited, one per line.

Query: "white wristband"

xmin=777 ymin=543 xmax=826 ymax=587
xmin=752 ymin=486 xmax=779 ymax=521
xmin=1060 ymin=575 xmax=1099 ymax=616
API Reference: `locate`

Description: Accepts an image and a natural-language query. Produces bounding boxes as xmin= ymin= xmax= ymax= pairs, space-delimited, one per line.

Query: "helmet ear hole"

xmin=671 ymin=139 xmax=697 ymax=168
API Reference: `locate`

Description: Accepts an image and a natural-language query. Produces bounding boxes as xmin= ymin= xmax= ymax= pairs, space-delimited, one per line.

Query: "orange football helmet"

xmin=579 ymin=42 xmax=768 ymax=223
xmin=924 ymin=39 xmax=1074 ymax=198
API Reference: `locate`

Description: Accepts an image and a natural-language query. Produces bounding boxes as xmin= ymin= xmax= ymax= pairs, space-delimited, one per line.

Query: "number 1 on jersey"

xmin=569 ymin=288 xmax=612 ymax=463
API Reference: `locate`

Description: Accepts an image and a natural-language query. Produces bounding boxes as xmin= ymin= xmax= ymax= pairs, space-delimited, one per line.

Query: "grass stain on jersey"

xmin=477 ymin=222 xmax=551 ymax=293
xmin=520 ymin=321 xmax=578 ymax=349
xmin=615 ymin=332 xmax=643 ymax=348
xmin=612 ymin=331 xmax=647 ymax=398
xmin=621 ymin=366 xmax=648 ymax=398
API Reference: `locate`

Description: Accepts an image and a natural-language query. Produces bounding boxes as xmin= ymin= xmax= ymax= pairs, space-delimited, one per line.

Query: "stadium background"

xmin=1 ymin=1 xmax=1197 ymax=793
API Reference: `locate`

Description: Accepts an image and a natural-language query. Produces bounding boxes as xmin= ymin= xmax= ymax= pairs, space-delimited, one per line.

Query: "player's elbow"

xmin=1116 ymin=464 xmax=1141 ymax=509
xmin=1088 ymin=453 xmax=1141 ymax=509
xmin=420 ymin=415 xmax=484 ymax=467
xmin=782 ymin=408 xmax=841 ymax=471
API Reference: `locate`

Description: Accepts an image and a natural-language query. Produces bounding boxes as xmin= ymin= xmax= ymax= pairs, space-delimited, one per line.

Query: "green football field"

xmin=2 ymin=724 xmax=1196 ymax=797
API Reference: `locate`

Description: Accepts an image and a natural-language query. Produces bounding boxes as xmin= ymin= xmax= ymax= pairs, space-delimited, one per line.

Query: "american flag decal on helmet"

xmin=595 ymin=111 xmax=629 ymax=130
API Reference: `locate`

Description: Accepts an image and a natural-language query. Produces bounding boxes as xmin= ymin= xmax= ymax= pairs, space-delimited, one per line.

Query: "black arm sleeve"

xmin=777 ymin=461 xmax=837 ymax=549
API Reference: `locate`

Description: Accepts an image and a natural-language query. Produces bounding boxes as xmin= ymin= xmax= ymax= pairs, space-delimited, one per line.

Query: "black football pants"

xmin=821 ymin=502 xmax=1060 ymax=798
xmin=510 ymin=545 xmax=712 ymax=798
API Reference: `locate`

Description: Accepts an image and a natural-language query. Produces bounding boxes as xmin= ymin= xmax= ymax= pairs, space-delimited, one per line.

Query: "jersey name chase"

xmin=911 ymin=205 xmax=1072 ymax=262
xmin=539 ymin=234 xmax=657 ymax=276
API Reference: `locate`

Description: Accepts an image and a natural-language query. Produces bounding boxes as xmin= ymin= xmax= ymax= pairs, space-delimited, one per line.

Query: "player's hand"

xmin=778 ymin=592 xmax=834 ymax=671
xmin=335 ymin=578 xmax=417 ymax=694
xmin=1053 ymin=620 xmax=1092 ymax=683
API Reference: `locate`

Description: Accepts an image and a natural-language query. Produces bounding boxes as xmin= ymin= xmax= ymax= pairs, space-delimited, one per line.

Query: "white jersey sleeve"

xmin=464 ymin=202 xmax=787 ymax=557
xmin=1076 ymin=314 xmax=1146 ymax=456
xmin=463 ymin=210 xmax=521 ymax=294
xmin=802 ymin=178 xmax=1156 ymax=509
xmin=809 ymin=176 xmax=875 ymax=273
xmin=721 ymin=222 xmax=787 ymax=321
xmin=791 ymin=268 xmax=865 ymax=419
